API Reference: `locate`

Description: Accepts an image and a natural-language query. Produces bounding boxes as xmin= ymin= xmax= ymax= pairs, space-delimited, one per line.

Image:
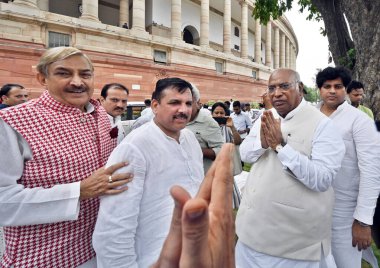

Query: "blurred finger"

xmin=107 ymin=178 xmax=133 ymax=189
xmin=352 ymin=237 xmax=357 ymax=248
xmin=104 ymin=187 xmax=129 ymax=195
xmin=112 ymin=172 xmax=134 ymax=182
xmin=180 ymin=198 xmax=209 ymax=267
xmin=210 ymin=144 xmax=234 ymax=207
xmin=196 ymin=160 xmax=216 ymax=202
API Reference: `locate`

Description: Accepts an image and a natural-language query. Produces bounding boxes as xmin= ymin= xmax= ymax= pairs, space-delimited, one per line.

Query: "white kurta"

xmin=318 ymin=101 xmax=380 ymax=268
xmin=93 ymin=121 xmax=204 ymax=268
xmin=237 ymin=100 xmax=346 ymax=267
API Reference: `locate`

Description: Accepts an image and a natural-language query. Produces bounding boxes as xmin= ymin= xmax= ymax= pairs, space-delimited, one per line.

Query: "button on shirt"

xmin=93 ymin=121 xmax=204 ymax=268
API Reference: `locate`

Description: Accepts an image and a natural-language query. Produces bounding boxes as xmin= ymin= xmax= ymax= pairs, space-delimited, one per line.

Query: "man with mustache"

xmin=186 ymin=84 xmax=224 ymax=174
xmin=100 ymin=83 xmax=129 ymax=144
xmin=93 ymin=77 xmax=204 ymax=267
xmin=0 ymin=47 xmax=133 ymax=267
xmin=0 ymin=84 xmax=29 ymax=110
xmin=237 ymin=68 xmax=345 ymax=267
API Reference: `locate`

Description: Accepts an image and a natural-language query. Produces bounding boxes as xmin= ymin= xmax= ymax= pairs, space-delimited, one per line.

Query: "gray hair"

xmin=190 ymin=83 xmax=201 ymax=101
xmin=37 ymin=47 xmax=93 ymax=77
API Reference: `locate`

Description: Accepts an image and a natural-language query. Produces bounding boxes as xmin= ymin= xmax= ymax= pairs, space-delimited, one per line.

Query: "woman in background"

xmin=211 ymin=102 xmax=242 ymax=208
xmin=211 ymin=102 xmax=242 ymax=146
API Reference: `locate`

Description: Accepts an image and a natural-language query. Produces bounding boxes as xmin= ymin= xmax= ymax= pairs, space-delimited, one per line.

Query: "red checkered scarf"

xmin=0 ymin=91 xmax=117 ymax=268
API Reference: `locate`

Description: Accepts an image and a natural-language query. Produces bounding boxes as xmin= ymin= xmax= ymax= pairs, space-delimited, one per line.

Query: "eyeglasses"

xmin=267 ymin=81 xmax=298 ymax=93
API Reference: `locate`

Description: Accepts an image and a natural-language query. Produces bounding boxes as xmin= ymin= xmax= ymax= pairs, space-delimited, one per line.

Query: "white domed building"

xmin=0 ymin=0 xmax=298 ymax=102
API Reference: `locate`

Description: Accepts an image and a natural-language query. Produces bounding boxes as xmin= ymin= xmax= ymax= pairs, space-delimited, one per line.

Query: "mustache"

xmin=173 ymin=113 xmax=188 ymax=120
xmin=65 ymin=85 xmax=87 ymax=91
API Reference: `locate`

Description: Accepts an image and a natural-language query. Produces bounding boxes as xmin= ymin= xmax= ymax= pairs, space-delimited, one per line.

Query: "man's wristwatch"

xmin=356 ymin=219 xmax=371 ymax=227
xmin=274 ymin=141 xmax=286 ymax=153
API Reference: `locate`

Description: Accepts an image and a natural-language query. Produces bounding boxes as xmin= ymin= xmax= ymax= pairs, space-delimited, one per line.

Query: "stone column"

xmin=171 ymin=0 xmax=181 ymax=40
xmin=292 ymin=45 xmax=297 ymax=70
xmin=240 ymin=1 xmax=248 ymax=59
xmin=289 ymin=45 xmax=294 ymax=69
xmin=13 ymin=0 xmax=38 ymax=8
xmin=37 ymin=0 xmax=48 ymax=11
xmin=274 ymin=26 xmax=279 ymax=69
xmin=265 ymin=21 xmax=272 ymax=67
xmin=223 ymin=0 xmax=231 ymax=53
xmin=119 ymin=0 xmax=129 ymax=27
xmin=200 ymin=0 xmax=209 ymax=47
xmin=280 ymin=32 xmax=285 ymax=68
xmin=132 ymin=0 xmax=146 ymax=31
xmin=254 ymin=18 xmax=261 ymax=63
xmin=285 ymin=38 xmax=290 ymax=67
xmin=80 ymin=0 xmax=100 ymax=22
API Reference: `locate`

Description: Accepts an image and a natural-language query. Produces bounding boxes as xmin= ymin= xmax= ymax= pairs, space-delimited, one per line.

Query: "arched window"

xmin=183 ymin=28 xmax=194 ymax=44
xmin=182 ymin=26 xmax=200 ymax=46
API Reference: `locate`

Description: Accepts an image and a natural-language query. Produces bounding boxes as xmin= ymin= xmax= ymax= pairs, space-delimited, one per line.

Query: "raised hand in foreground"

xmin=152 ymin=143 xmax=236 ymax=268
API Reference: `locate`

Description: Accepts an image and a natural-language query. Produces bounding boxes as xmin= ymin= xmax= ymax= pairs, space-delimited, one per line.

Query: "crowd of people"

xmin=0 ymin=46 xmax=379 ymax=268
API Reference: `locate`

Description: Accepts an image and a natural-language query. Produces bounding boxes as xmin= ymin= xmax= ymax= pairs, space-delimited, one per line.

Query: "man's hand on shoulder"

xmin=80 ymin=162 xmax=133 ymax=200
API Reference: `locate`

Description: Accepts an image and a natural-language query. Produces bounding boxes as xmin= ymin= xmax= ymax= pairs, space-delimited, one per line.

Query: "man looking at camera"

xmin=317 ymin=67 xmax=380 ymax=268
xmin=237 ymin=68 xmax=345 ymax=267
xmin=0 ymin=83 xmax=29 ymax=110
xmin=93 ymin=77 xmax=204 ymax=268
xmin=0 ymin=47 xmax=132 ymax=267
xmin=100 ymin=83 xmax=129 ymax=144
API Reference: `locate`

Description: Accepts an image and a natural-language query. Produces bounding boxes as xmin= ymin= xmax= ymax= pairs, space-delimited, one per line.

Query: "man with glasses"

xmin=100 ymin=83 xmax=129 ymax=144
xmin=317 ymin=67 xmax=380 ymax=268
xmin=236 ymin=68 xmax=345 ymax=267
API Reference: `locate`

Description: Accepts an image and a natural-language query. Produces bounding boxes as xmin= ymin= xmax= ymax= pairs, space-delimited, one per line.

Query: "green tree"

xmin=303 ymin=85 xmax=319 ymax=103
xmin=253 ymin=0 xmax=380 ymax=120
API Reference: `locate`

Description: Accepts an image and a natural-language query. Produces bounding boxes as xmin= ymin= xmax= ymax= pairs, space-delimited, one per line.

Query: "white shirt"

xmin=0 ymin=101 xmax=97 ymax=226
xmin=107 ymin=114 xmax=126 ymax=144
xmin=231 ymin=112 xmax=253 ymax=139
xmin=140 ymin=107 xmax=151 ymax=117
xmin=93 ymin=121 xmax=204 ymax=268
xmin=132 ymin=108 xmax=154 ymax=130
xmin=240 ymin=100 xmax=346 ymax=192
xmin=317 ymin=101 xmax=380 ymax=224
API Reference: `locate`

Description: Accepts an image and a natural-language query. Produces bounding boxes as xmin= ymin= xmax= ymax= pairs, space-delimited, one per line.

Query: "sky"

xmin=285 ymin=4 xmax=331 ymax=87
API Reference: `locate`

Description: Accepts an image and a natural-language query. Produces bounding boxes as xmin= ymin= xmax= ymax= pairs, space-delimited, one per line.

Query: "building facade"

xmin=0 ymin=0 xmax=298 ymax=102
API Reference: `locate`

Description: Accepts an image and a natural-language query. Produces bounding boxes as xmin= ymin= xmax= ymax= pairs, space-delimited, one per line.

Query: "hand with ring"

xmin=80 ymin=162 xmax=134 ymax=200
